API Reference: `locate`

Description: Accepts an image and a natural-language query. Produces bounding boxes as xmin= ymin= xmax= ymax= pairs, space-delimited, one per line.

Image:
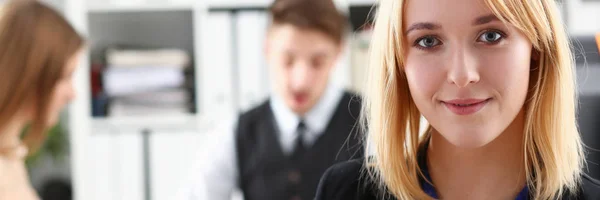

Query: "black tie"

xmin=292 ymin=120 xmax=307 ymax=158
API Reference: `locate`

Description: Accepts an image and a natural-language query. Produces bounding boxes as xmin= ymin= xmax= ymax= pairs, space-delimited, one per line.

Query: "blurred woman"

xmin=316 ymin=0 xmax=600 ymax=199
xmin=0 ymin=0 xmax=84 ymax=199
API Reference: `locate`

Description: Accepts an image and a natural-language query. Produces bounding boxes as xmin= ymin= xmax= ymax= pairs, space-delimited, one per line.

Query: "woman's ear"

xmin=531 ymin=49 xmax=540 ymax=61
xmin=530 ymin=49 xmax=541 ymax=71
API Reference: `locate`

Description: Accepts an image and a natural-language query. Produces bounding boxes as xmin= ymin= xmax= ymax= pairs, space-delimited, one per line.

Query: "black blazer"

xmin=315 ymin=159 xmax=600 ymax=200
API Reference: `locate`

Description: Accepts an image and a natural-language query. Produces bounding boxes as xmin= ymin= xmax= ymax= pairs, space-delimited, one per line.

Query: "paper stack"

xmin=103 ymin=48 xmax=192 ymax=116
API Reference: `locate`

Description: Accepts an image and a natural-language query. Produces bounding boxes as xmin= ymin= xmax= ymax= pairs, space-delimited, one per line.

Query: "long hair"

xmin=361 ymin=0 xmax=583 ymax=199
xmin=0 ymin=0 xmax=84 ymax=154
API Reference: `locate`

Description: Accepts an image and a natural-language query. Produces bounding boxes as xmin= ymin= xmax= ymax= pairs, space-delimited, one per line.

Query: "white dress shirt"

xmin=178 ymin=83 xmax=345 ymax=200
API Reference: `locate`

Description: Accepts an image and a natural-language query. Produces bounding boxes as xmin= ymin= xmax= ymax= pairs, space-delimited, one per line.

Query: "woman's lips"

xmin=442 ymin=98 xmax=491 ymax=115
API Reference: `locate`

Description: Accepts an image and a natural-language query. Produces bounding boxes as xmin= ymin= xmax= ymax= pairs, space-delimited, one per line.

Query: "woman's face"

xmin=403 ymin=0 xmax=533 ymax=148
xmin=45 ymin=50 xmax=81 ymax=126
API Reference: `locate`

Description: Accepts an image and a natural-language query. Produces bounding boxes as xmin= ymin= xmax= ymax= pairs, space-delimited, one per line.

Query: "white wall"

xmin=567 ymin=0 xmax=600 ymax=35
xmin=200 ymin=12 xmax=237 ymax=115
xmin=41 ymin=0 xmax=65 ymax=12
xmin=235 ymin=11 xmax=270 ymax=112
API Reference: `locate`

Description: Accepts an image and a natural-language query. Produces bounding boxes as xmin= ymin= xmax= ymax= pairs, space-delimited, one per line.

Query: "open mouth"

xmin=293 ymin=94 xmax=308 ymax=104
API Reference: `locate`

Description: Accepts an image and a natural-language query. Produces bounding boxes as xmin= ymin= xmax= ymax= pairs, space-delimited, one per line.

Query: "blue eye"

xmin=478 ymin=31 xmax=503 ymax=43
xmin=416 ymin=36 xmax=441 ymax=48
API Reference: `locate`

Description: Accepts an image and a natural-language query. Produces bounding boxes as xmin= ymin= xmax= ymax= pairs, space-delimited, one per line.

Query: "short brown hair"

xmin=0 ymin=0 xmax=84 ymax=154
xmin=269 ymin=0 xmax=348 ymax=45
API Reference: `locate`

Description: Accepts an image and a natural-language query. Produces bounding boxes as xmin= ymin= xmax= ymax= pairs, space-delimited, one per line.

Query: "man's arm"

xmin=176 ymin=117 xmax=239 ymax=200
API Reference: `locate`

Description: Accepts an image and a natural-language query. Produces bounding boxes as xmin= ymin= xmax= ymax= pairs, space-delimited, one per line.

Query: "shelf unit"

xmin=86 ymin=3 xmax=205 ymax=200
xmin=87 ymin=9 xmax=199 ymax=127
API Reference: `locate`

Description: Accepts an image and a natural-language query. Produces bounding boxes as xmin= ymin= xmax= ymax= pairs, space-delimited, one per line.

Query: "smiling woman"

xmin=314 ymin=0 xmax=600 ymax=199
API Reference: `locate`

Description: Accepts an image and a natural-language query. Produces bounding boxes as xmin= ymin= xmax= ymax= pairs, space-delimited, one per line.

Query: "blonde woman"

xmin=0 ymin=0 xmax=84 ymax=199
xmin=315 ymin=0 xmax=600 ymax=199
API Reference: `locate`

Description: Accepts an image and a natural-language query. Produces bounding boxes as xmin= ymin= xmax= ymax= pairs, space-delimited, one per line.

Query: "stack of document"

xmin=103 ymin=48 xmax=192 ymax=116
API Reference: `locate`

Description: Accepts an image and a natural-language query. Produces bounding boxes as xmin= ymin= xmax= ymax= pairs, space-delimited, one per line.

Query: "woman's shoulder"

xmin=576 ymin=173 xmax=600 ymax=199
xmin=315 ymin=160 xmax=600 ymax=200
xmin=557 ymin=173 xmax=600 ymax=200
xmin=315 ymin=159 xmax=382 ymax=200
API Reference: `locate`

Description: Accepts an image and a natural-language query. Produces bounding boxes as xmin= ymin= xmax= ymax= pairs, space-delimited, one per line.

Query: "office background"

xmin=7 ymin=0 xmax=599 ymax=200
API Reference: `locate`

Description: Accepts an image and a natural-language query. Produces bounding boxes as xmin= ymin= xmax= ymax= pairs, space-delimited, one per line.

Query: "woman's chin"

xmin=441 ymin=130 xmax=499 ymax=149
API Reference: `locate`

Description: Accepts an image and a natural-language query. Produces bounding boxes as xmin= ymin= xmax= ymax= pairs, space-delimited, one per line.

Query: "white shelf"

xmin=90 ymin=114 xmax=215 ymax=132
xmin=347 ymin=0 xmax=376 ymax=6
xmin=87 ymin=2 xmax=194 ymax=13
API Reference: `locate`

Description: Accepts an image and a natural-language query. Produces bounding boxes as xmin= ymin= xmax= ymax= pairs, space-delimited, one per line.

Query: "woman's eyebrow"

xmin=405 ymin=14 xmax=500 ymax=35
xmin=473 ymin=14 xmax=499 ymax=25
xmin=405 ymin=22 xmax=441 ymax=35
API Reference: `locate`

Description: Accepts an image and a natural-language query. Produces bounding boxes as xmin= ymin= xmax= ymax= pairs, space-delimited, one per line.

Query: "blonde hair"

xmin=362 ymin=0 xmax=583 ymax=199
xmin=0 ymin=0 xmax=84 ymax=154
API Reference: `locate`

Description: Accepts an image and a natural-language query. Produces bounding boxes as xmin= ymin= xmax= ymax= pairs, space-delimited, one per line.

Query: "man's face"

xmin=266 ymin=24 xmax=341 ymax=115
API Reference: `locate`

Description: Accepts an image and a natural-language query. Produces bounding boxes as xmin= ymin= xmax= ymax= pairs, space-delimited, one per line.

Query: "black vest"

xmin=235 ymin=91 xmax=363 ymax=200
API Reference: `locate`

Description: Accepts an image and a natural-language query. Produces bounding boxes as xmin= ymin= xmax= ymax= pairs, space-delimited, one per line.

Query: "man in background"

xmin=181 ymin=0 xmax=362 ymax=199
